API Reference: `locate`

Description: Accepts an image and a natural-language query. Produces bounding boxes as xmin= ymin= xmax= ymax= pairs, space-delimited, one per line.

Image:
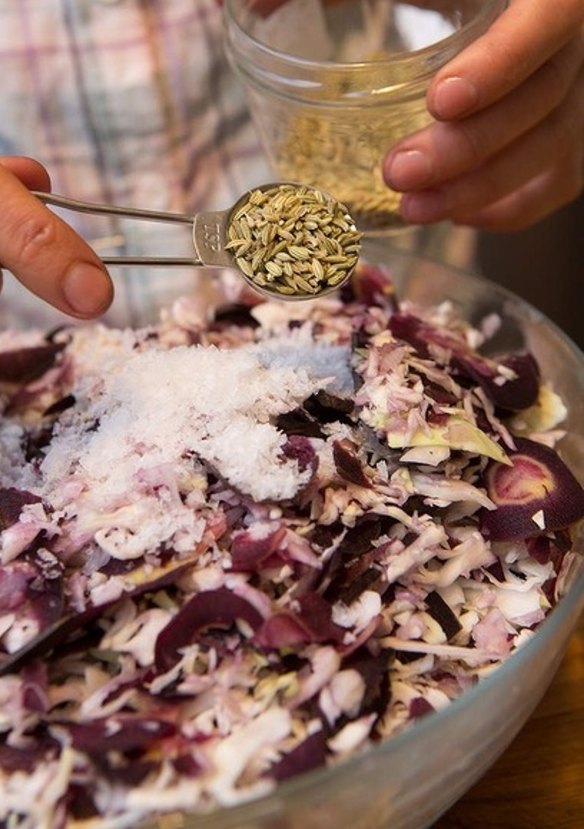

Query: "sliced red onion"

xmin=230 ymin=526 xmax=287 ymax=572
xmin=42 ymin=393 xmax=76 ymax=417
xmin=332 ymin=439 xmax=371 ymax=489
xmin=282 ymin=436 xmax=318 ymax=474
xmin=0 ymin=487 xmax=43 ymax=531
xmin=480 ymin=438 xmax=584 ymax=540
xmin=21 ymin=661 xmax=49 ymax=713
xmin=255 ymin=593 xmax=344 ymax=650
xmin=345 ymin=262 xmax=398 ymax=309
xmin=342 ymin=648 xmax=392 ymax=720
xmin=0 ymin=561 xmax=38 ymax=611
xmin=388 ymin=312 xmax=540 ymax=410
xmin=0 ymin=559 xmax=194 ymax=676
xmin=268 ymin=729 xmax=327 ymax=781
xmin=155 ymin=588 xmax=263 ymax=672
xmin=454 ymin=352 xmax=540 ymax=412
xmin=0 ymin=732 xmax=59 ymax=772
xmin=172 ymin=753 xmax=204 ymax=778
xmin=0 ymin=342 xmax=64 ymax=383
xmin=211 ymin=303 xmax=260 ymax=329
xmin=304 ymin=390 xmax=354 ymax=423
xmin=423 ymin=591 xmax=462 ymax=641
xmin=275 ymin=407 xmax=326 ymax=439
xmin=409 ymin=697 xmax=435 ymax=718
xmin=63 ymin=716 xmax=176 ymax=755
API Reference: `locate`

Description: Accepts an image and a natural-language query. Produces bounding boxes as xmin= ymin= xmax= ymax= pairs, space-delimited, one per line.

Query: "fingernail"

xmin=63 ymin=262 xmax=113 ymax=316
xmin=400 ymin=191 xmax=448 ymax=224
xmin=431 ymin=76 xmax=478 ymax=119
xmin=385 ymin=150 xmax=433 ymax=190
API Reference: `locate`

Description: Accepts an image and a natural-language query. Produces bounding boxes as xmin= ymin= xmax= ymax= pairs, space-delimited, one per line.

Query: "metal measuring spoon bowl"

xmin=217 ymin=182 xmax=362 ymax=300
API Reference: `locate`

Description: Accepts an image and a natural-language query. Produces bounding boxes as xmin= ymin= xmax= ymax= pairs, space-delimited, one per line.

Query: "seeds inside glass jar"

xmin=226 ymin=184 xmax=362 ymax=298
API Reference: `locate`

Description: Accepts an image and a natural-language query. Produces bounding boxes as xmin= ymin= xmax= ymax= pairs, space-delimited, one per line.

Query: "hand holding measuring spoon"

xmin=1 ymin=157 xmax=361 ymax=319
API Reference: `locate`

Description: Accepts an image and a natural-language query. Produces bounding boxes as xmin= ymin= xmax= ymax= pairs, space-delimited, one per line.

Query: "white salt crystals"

xmin=38 ymin=343 xmax=329 ymax=519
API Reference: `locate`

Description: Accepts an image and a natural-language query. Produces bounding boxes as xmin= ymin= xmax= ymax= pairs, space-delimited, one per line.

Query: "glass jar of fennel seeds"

xmin=224 ymin=0 xmax=507 ymax=235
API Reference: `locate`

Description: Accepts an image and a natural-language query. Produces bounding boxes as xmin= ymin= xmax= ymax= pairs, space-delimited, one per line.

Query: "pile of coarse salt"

xmin=32 ymin=337 xmax=347 ymax=558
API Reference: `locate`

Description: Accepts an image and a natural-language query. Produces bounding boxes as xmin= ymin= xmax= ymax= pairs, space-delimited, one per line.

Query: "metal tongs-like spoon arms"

xmin=33 ymin=183 xmax=362 ymax=301
xmin=33 ymin=191 xmax=236 ymax=269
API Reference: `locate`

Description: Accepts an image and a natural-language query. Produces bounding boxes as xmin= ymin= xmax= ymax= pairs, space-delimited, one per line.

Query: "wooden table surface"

xmin=432 ymin=616 xmax=584 ymax=829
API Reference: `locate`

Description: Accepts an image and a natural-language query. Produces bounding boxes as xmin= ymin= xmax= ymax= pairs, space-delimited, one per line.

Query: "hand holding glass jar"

xmin=383 ymin=0 xmax=584 ymax=231
xmin=224 ymin=0 xmax=584 ymax=234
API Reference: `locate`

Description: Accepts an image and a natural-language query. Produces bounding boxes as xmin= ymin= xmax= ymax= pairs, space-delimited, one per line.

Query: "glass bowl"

xmin=136 ymin=243 xmax=583 ymax=829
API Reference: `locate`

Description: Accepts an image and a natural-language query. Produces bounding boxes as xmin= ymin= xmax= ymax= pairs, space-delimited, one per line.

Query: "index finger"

xmin=427 ymin=0 xmax=584 ymax=120
xmin=0 ymin=163 xmax=113 ymax=319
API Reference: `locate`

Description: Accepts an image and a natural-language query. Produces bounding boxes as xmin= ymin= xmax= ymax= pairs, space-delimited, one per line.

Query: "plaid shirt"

xmin=0 ymin=0 xmax=269 ymax=327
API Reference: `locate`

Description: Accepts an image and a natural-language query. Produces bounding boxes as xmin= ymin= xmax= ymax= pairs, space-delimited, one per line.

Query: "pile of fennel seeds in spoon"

xmin=226 ymin=183 xmax=363 ymax=297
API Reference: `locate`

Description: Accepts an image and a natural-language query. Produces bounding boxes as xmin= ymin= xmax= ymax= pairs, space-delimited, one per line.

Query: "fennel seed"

xmin=227 ymin=183 xmax=362 ymax=298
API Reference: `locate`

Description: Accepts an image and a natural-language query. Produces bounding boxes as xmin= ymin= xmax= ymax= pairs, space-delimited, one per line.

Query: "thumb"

xmin=0 ymin=159 xmax=113 ymax=319
xmin=0 ymin=155 xmax=52 ymax=191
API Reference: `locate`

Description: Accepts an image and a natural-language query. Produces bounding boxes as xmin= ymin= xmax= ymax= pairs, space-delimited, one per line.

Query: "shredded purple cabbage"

xmin=0 ymin=263 xmax=582 ymax=827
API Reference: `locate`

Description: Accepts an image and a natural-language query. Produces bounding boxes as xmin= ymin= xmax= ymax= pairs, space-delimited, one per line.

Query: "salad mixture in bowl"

xmin=0 ymin=258 xmax=583 ymax=829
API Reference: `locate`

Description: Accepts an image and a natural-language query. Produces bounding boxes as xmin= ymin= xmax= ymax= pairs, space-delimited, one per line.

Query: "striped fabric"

xmin=0 ymin=0 xmax=270 ymax=327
